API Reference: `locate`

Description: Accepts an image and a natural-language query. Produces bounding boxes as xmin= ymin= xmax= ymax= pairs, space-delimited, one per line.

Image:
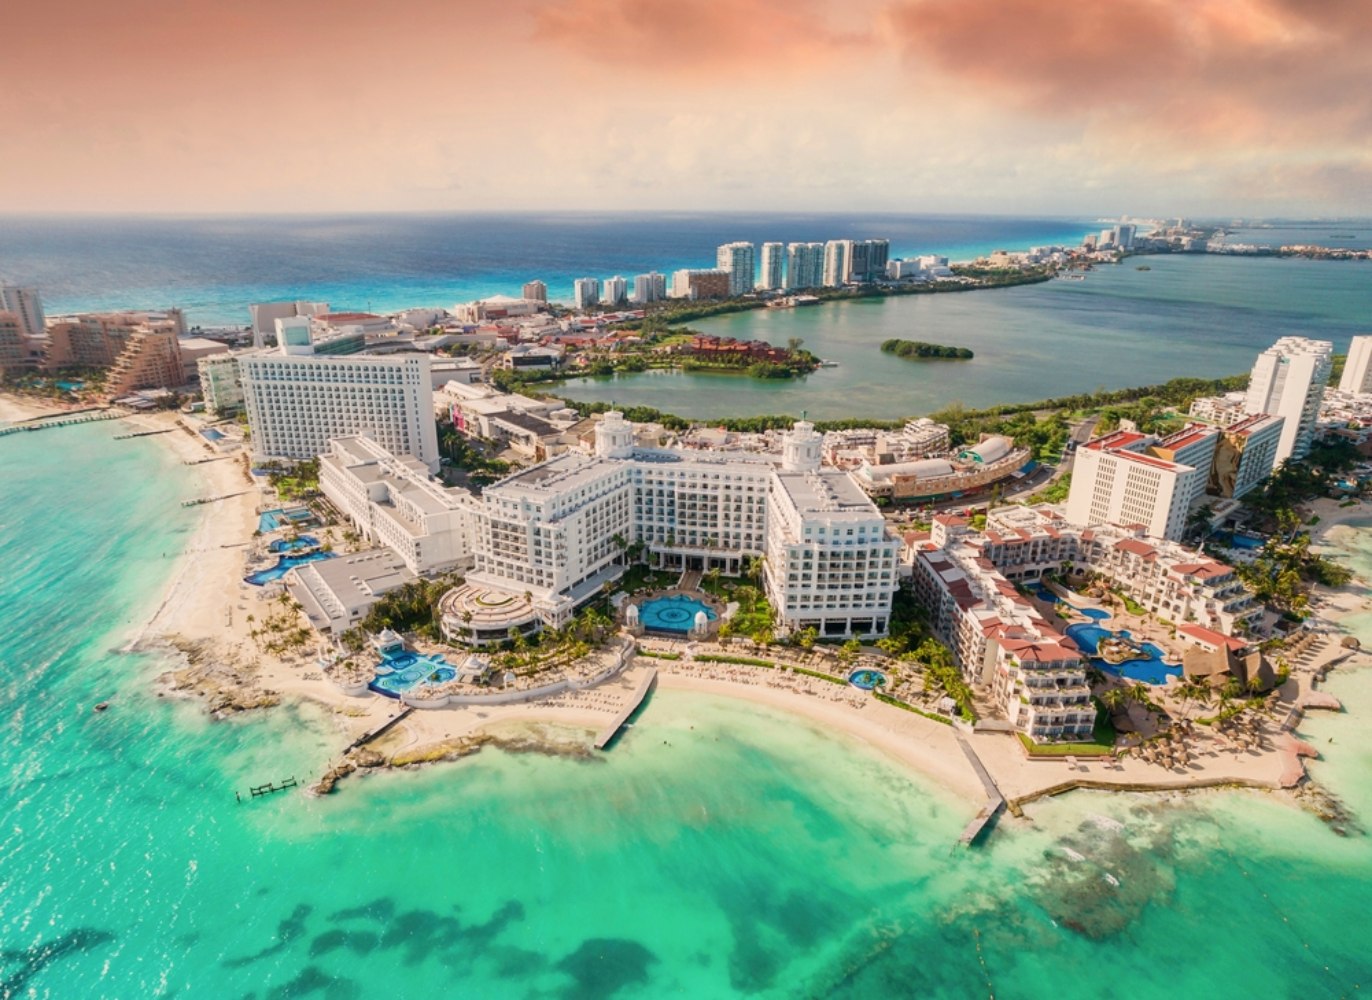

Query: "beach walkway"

xmin=594 ymin=666 xmax=657 ymax=749
xmin=955 ymin=733 xmax=1006 ymax=847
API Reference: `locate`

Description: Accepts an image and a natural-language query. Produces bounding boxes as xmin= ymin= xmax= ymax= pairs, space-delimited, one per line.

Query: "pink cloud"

xmin=886 ymin=0 xmax=1372 ymax=146
xmin=533 ymin=0 xmax=872 ymax=79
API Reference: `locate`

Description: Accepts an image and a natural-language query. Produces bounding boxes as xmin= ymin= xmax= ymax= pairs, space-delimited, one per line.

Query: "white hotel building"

xmin=1065 ymin=426 xmax=1218 ymax=541
xmin=239 ymin=319 xmax=440 ymax=472
xmin=320 ymin=436 xmax=478 ymax=576
xmin=450 ymin=413 xmax=897 ymax=639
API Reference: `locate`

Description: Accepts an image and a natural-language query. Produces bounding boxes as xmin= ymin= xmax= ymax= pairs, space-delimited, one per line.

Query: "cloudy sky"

xmin=4 ymin=0 xmax=1369 ymax=215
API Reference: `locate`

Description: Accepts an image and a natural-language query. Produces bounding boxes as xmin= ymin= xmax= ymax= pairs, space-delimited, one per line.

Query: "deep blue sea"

xmin=0 ymin=213 xmax=1095 ymax=325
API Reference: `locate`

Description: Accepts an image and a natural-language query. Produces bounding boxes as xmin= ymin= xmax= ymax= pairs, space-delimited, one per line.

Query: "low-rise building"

xmin=287 ymin=548 xmax=416 ymax=635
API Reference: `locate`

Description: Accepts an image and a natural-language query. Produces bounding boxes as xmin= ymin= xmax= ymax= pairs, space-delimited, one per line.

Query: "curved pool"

xmin=848 ymin=669 xmax=887 ymax=690
xmin=244 ymin=551 xmax=334 ymax=585
xmin=369 ymin=652 xmax=457 ymax=697
xmin=639 ymin=594 xmax=717 ymax=634
xmin=1064 ymin=622 xmax=1180 ymax=685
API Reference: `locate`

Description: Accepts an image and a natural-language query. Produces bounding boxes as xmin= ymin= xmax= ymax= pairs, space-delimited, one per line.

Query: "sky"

xmin=2 ymin=0 xmax=1369 ymax=216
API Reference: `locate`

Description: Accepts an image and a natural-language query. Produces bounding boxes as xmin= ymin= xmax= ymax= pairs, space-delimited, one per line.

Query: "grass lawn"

xmin=1017 ymin=703 xmax=1117 ymax=757
xmin=620 ymin=565 xmax=679 ymax=593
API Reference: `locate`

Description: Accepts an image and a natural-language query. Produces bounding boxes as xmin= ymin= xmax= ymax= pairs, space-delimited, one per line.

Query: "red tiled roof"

xmin=1178 ymin=624 xmax=1248 ymax=652
xmin=1114 ymin=538 xmax=1157 ymax=558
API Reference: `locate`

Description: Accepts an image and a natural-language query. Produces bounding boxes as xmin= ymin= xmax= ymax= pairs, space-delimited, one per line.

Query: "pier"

xmin=0 ymin=409 xmax=126 ymax=437
xmin=345 ymin=707 xmax=415 ymax=753
xmin=955 ymin=733 xmax=1006 ymax=847
xmin=114 ymin=427 xmax=175 ymax=440
xmin=182 ymin=490 xmax=252 ymax=507
xmin=241 ymin=776 xmax=298 ymax=801
xmin=594 ymin=667 xmax=657 ymax=750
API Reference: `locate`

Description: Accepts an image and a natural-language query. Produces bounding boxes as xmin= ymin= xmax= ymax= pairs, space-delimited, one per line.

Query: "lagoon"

xmin=556 ymin=255 xmax=1372 ymax=420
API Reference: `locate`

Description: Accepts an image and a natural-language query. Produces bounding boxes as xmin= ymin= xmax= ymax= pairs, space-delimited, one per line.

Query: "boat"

xmin=818 ymin=360 xmax=840 ymax=368
xmin=93 ymin=702 xmax=110 ymax=712
xmin=1135 ymin=265 xmax=1151 ymax=271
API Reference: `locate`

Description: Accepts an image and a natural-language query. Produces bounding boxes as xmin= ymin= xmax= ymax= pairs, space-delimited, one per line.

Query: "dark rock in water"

xmin=555 ymin=938 xmax=658 ymax=1000
xmin=0 ymin=928 xmax=116 ymax=997
xmin=93 ymin=701 xmax=110 ymax=712
xmin=1292 ymin=783 xmax=1363 ymax=837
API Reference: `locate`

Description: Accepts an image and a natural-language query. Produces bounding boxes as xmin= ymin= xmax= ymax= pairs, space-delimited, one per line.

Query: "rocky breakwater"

xmin=311 ymin=724 xmax=601 ymax=795
xmin=153 ymin=636 xmax=282 ymax=717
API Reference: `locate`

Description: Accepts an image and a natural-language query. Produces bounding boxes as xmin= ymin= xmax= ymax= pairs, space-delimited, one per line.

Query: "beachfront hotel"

xmin=1245 ymin=336 xmax=1333 ymax=465
xmin=396 ymin=414 xmax=900 ymax=644
xmin=239 ymin=319 xmax=440 ymax=472
xmin=320 ymin=435 xmax=479 ymax=576
xmin=0 ymin=285 xmax=46 ymax=340
xmin=908 ymin=504 xmax=1259 ymax=740
xmin=758 ymin=243 xmax=784 ymax=291
xmin=1337 ymin=335 xmax=1372 ymax=395
xmin=45 ymin=310 xmax=187 ymax=398
xmin=784 ymin=243 xmax=824 ymax=290
xmin=1064 ymin=425 xmax=1220 ymax=541
xmin=910 ymin=515 xmax=1095 ymax=742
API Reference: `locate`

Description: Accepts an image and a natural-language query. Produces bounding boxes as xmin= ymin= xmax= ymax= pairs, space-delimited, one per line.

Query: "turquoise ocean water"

xmin=3 ymin=422 xmax=1371 ymax=997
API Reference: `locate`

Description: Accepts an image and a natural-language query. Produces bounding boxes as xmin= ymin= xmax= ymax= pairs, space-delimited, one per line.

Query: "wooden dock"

xmin=241 ymin=776 xmax=298 ymax=801
xmin=955 ymin=734 xmax=1005 ymax=847
xmin=594 ymin=667 xmax=657 ymax=750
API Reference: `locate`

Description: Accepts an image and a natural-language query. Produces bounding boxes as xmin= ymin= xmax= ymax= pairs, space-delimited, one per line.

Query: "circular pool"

xmin=639 ymin=594 xmax=717 ymax=634
xmin=848 ymin=669 xmax=887 ymax=690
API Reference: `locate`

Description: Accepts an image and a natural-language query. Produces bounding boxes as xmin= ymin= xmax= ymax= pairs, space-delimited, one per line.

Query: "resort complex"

xmin=2 ymin=256 xmax=1366 ymax=759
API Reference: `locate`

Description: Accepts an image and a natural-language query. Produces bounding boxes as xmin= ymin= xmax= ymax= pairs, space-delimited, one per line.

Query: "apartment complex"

xmin=758 ymin=243 xmax=784 ymax=291
xmin=631 ymin=272 xmax=666 ymax=304
xmin=715 ymin=242 xmax=755 ymax=296
xmin=822 ymin=240 xmax=847 ymax=287
xmin=602 ymin=276 xmax=628 ymax=307
xmin=1065 ymin=426 xmax=1219 ymax=540
xmin=320 ymin=436 xmax=478 ymax=575
xmin=572 ymin=278 xmax=600 ymax=310
xmin=521 ymin=280 xmax=548 ymax=303
xmin=1245 ymin=336 xmax=1332 ymax=464
xmin=670 ymin=269 xmax=731 ymax=301
xmin=1338 ymin=335 xmax=1372 ymax=395
xmin=1209 ymin=414 xmax=1285 ymax=499
xmin=239 ymin=326 xmax=439 ymax=471
xmin=784 ymin=243 xmax=824 ymax=290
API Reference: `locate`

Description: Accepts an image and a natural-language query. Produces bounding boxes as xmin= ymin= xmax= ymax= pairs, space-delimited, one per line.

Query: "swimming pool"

xmin=639 ymin=594 xmax=717 ymax=634
xmin=200 ymin=428 xmax=226 ymax=442
xmin=243 ymin=550 xmax=334 ymax=585
xmin=269 ymin=535 xmax=320 ymax=553
xmin=848 ymin=669 xmax=887 ymax=690
xmin=370 ymin=650 xmax=458 ymax=697
xmin=1064 ymin=622 xmax=1181 ymax=685
xmin=258 ymin=508 xmax=317 ymax=532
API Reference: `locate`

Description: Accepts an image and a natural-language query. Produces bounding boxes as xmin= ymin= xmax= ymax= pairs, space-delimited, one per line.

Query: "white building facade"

xmin=239 ymin=344 xmax=440 ymax=472
xmin=1245 ymin=336 xmax=1333 ymax=464
xmin=715 ymin=242 xmax=756 ymax=296
xmin=1338 ymin=335 xmax=1372 ymax=395
xmin=320 ymin=436 xmax=477 ymax=575
xmin=758 ymin=243 xmax=784 ymax=291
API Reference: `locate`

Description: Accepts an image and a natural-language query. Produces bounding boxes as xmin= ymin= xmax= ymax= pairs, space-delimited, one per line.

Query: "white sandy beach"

xmin=18 ymin=390 xmax=1352 ymax=817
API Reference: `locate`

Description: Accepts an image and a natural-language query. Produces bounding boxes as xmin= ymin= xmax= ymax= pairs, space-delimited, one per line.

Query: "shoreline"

xmin=22 ymin=389 xmax=1363 ymax=831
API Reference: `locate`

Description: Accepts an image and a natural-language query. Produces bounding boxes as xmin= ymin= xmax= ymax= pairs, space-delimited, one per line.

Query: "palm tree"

xmin=1101 ymin=687 xmax=1128 ymax=719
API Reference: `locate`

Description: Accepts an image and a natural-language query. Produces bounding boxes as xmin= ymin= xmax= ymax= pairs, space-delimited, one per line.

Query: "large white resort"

xmin=316 ymin=412 xmax=899 ymax=646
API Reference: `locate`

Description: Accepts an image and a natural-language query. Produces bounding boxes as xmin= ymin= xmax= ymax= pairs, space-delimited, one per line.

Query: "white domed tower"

xmin=781 ymin=417 xmax=822 ymax=472
xmin=595 ymin=409 xmax=635 ymax=459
